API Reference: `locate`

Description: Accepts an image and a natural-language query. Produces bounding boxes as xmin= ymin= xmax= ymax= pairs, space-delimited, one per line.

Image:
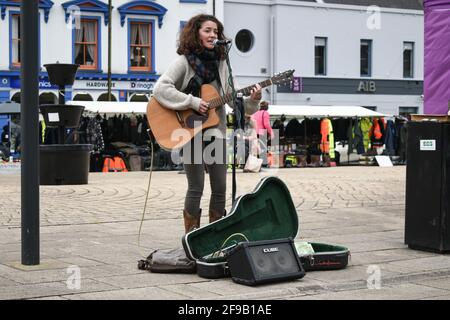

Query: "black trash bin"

xmin=405 ymin=121 xmax=450 ymax=253
xmin=40 ymin=144 xmax=93 ymax=185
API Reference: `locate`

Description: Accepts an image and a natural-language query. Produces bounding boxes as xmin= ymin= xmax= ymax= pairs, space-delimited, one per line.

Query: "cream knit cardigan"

xmin=153 ymin=55 xmax=260 ymax=135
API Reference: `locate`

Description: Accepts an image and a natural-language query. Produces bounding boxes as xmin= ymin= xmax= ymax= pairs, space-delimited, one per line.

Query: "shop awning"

xmin=0 ymin=102 xmax=20 ymax=114
xmin=264 ymin=105 xmax=384 ymax=118
xmin=66 ymin=101 xmax=147 ymax=114
xmin=226 ymin=104 xmax=385 ymax=118
xmin=67 ymin=101 xmax=385 ymax=118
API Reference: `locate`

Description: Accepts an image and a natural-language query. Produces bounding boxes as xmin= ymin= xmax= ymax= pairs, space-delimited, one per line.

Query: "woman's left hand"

xmin=250 ymin=84 xmax=262 ymax=101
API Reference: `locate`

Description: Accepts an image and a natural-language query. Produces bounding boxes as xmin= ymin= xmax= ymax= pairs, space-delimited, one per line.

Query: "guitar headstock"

xmin=271 ymin=69 xmax=295 ymax=86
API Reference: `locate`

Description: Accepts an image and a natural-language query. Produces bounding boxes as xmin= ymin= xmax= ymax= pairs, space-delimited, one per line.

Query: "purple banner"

xmin=424 ymin=0 xmax=450 ymax=114
xmin=291 ymin=77 xmax=302 ymax=93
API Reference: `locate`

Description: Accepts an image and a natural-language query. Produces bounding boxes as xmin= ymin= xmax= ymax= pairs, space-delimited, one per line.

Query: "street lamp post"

xmin=21 ymin=0 xmax=40 ymax=265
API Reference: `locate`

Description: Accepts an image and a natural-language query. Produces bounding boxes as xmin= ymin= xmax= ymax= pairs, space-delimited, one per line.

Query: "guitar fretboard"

xmin=208 ymin=78 xmax=273 ymax=109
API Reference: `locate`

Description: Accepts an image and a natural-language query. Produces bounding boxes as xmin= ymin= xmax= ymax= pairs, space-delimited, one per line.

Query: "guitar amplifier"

xmin=224 ymin=238 xmax=305 ymax=286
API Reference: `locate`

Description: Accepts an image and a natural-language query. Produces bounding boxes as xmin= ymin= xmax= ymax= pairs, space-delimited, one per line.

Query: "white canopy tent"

xmin=0 ymin=102 xmax=21 ymax=114
xmin=225 ymin=104 xmax=385 ymax=118
xmin=66 ymin=101 xmax=148 ymax=114
xmin=67 ymin=101 xmax=385 ymax=118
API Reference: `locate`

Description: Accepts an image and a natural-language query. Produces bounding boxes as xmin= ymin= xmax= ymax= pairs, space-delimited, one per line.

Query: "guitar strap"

xmin=183 ymin=74 xmax=203 ymax=97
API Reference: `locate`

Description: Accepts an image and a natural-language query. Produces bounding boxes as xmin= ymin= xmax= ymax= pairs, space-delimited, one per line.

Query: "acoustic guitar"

xmin=147 ymin=69 xmax=294 ymax=151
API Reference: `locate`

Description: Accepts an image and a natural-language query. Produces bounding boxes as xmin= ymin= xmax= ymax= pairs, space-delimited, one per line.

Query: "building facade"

xmin=0 ymin=0 xmax=221 ymax=104
xmin=0 ymin=0 xmax=424 ymax=117
xmin=224 ymin=0 xmax=424 ymax=116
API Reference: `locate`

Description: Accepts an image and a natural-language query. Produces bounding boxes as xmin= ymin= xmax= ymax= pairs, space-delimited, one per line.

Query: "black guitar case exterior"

xmin=182 ymin=176 xmax=350 ymax=279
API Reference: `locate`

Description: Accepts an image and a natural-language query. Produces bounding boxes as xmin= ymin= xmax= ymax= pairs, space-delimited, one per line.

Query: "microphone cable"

xmin=137 ymin=130 xmax=154 ymax=258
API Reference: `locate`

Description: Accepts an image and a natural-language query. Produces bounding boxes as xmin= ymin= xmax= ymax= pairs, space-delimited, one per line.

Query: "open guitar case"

xmin=182 ymin=176 xmax=350 ymax=280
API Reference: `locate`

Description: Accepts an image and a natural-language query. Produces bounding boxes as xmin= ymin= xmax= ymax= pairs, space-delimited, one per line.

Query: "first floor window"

xmin=315 ymin=37 xmax=327 ymax=75
xmin=130 ymin=21 xmax=152 ymax=71
xmin=399 ymin=106 xmax=418 ymax=118
xmin=11 ymin=14 xmax=21 ymax=66
xmin=403 ymin=42 xmax=414 ymax=78
xmin=75 ymin=19 xmax=98 ymax=69
xmin=361 ymin=39 xmax=372 ymax=77
xmin=235 ymin=29 xmax=254 ymax=53
xmin=363 ymin=106 xmax=377 ymax=111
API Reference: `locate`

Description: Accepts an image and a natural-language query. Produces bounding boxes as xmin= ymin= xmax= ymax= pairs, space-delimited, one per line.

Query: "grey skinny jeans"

xmin=182 ymin=136 xmax=227 ymax=217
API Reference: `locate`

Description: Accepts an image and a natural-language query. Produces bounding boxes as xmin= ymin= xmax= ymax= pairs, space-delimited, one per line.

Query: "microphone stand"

xmin=224 ymin=44 xmax=244 ymax=205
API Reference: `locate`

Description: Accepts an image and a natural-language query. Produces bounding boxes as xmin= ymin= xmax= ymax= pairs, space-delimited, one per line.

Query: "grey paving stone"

xmin=382 ymin=256 xmax=450 ymax=274
xmin=0 ymin=279 xmax=118 ymax=300
xmin=95 ymin=272 xmax=206 ymax=289
xmin=30 ymin=296 xmax=69 ymax=300
xmin=63 ymin=286 xmax=189 ymax=300
xmin=413 ymin=276 xmax=450 ymax=291
xmin=0 ymin=275 xmax=19 ymax=287
xmin=162 ymin=283 xmax=223 ymax=299
xmin=304 ymin=265 xmax=400 ymax=285
xmin=292 ymin=283 xmax=448 ymax=300
xmin=349 ymin=249 xmax=432 ymax=266
xmin=3 ymin=166 xmax=448 ymax=300
xmin=421 ymin=294 xmax=450 ymax=300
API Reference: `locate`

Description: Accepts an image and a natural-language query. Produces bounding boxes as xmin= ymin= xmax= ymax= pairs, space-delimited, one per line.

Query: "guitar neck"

xmin=208 ymin=78 xmax=273 ymax=109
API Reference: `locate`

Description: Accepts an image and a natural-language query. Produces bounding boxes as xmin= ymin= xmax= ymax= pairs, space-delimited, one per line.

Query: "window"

xmin=129 ymin=21 xmax=152 ymax=71
xmin=315 ymin=37 xmax=327 ymax=75
xmin=129 ymin=93 xmax=149 ymax=102
xmin=98 ymin=93 xmax=117 ymax=101
xmin=11 ymin=14 xmax=21 ymax=67
xmin=360 ymin=40 xmax=372 ymax=77
xmin=73 ymin=93 xmax=94 ymax=101
xmin=39 ymin=92 xmax=58 ymax=105
xmin=399 ymin=106 xmax=418 ymax=118
xmin=363 ymin=106 xmax=377 ymax=111
xmin=74 ymin=19 xmax=98 ymax=70
xmin=235 ymin=29 xmax=254 ymax=53
xmin=11 ymin=92 xmax=21 ymax=103
xmin=403 ymin=42 xmax=414 ymax=78
xmin=9 ymin=11 xmax=41 ymax=69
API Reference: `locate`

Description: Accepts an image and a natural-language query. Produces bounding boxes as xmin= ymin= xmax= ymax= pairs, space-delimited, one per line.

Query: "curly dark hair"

xmin=177 ymin=14 xmax=226 ymax=60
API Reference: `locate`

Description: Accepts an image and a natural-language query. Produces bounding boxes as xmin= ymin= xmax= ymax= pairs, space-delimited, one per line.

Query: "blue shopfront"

xmin=0 ymin=71 xmax=158 ymax=103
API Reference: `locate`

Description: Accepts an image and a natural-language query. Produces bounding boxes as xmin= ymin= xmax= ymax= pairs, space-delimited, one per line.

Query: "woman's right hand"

xmin=198 ymin=100 xmax=209 ymax=114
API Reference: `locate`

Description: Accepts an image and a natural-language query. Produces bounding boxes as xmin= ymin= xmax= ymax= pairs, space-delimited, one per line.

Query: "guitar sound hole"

xmin=186 ymin=113 xmax=208 ymax=128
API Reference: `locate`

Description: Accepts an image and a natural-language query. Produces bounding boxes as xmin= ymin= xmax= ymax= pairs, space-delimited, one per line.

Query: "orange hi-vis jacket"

xmin=102 ymin=156 xmax=128 ymax=172
xmin=320 ymin=118 xmax=335 ymax=158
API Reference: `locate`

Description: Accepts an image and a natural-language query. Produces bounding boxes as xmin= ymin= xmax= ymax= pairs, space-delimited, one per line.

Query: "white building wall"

xmin=224 ymin=2 xmax=271 ymax=78
xmin=274 ymin=4 xmax=423 ymax=80
xmin=1 ymin=0 xmax=222 ymax=75
xmin=0 ymin=12 xmax=9 ymax=70
xmin=224 ymin=0 xmax=424 ymax=115
xmin=0 ymin=0 xmax=227 ymax=102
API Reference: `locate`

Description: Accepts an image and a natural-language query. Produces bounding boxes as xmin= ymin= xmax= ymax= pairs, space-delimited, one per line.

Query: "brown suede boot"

xmin=183 ymin=209 xmax=201 ymax=233
xmin=209 ymin=209 xmax=225 ymax=223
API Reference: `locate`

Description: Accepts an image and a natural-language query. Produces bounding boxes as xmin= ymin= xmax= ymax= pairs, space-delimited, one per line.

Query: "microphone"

xmin=213 ymin=39 xmax=232 ymax=46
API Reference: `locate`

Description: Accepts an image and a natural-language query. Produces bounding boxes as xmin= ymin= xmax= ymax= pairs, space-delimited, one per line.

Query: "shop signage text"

xmin=10 ymin=78 xmax=58 ymax=89
xmin=75 ymin=80 xmax=154 ymax=91
xmin=357 ymin=81 xmax=376 ymax=92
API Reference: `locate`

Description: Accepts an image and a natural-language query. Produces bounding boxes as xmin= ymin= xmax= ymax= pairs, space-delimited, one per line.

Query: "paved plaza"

xmin=1 ymin=166 xmax=450 ymax=300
